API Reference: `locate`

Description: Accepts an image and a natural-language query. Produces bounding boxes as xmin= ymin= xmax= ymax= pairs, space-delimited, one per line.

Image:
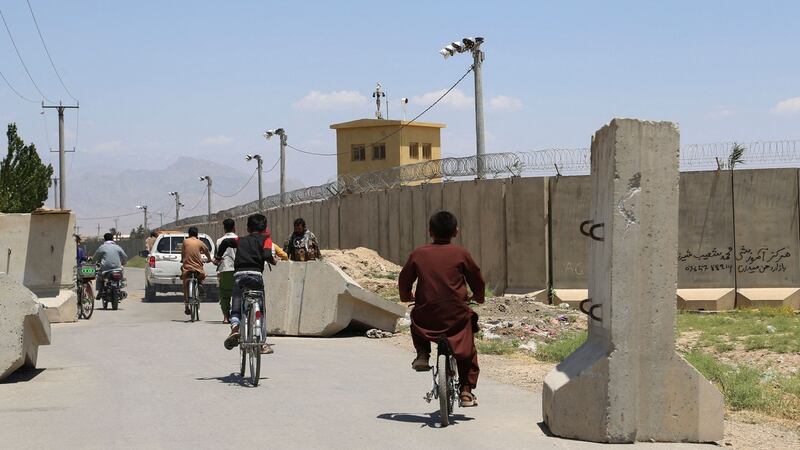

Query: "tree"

xmin=129 ymin=225 xmax=145 ymax=239
xmin=0 ymin=123 xmax=53 ymax=213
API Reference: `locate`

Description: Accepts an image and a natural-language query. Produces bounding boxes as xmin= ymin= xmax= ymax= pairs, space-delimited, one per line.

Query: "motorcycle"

xmin=98 ymin=268 xmax=127 ymax=310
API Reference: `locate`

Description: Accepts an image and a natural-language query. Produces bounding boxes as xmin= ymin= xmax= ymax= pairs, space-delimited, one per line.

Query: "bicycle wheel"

xmin=81 ymin=283 xmax=94 ymax=320
xmin=76 ymin=283 xmax=84 ymax=320
xmin=437 ymin=354 xmax=450 ymax=427
xmin=248 ymin=308 xmax=261 ymax=387
xmin=448 ymin=356 xmax=458 ymax=413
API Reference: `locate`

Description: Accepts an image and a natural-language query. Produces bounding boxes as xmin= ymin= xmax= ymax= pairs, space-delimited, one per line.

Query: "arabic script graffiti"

xmin=679 ymin=246 xmax=792 ymax=274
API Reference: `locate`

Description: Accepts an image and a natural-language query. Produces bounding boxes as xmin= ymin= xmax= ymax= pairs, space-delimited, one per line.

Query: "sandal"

xmin=459 ymin=391 xmax=478 ymax=407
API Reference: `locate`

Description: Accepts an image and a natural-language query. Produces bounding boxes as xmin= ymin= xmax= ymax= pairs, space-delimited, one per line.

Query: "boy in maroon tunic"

xmin=398 ymin=210 xmax=485 ymax=407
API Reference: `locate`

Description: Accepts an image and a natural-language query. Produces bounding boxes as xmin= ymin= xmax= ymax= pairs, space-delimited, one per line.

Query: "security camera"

xmin=462 ymin=38 xmax=474 ymax=48
xmin=444 ymin=44 xmax=457 ymax=54
xmin=245 ymin=154 xmax=253 ymax=161
xmin=264 ymin=130 xmax=274 ymax=139
xmin=401 ymin=98 xmax=408 ymax=104
xmin=451 ymin=42 xmax=464 ymax=52
xmin=439 ymin=48 xmax=451 ymax=59
xmin=274 ymin=128 xmax=285 ymax=135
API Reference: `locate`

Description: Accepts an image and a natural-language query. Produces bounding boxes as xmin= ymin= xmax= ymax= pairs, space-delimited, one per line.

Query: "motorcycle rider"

xmin=92 ymin=232 xmax=128 ymax=298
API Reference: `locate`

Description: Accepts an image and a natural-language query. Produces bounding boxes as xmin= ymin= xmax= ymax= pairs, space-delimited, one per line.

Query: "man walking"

xmin=285 ymin=218 xmax=320 ymax=261
xmin=215 ymin=218 xmax=237 ymax=324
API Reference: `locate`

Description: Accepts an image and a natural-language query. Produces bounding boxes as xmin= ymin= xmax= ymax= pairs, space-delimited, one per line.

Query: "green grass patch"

xmin=683 ymin=350 xmax=800 ymax=419
xmin=678 ymin=308 xmax=800 ymax=353
xmin=534 ymin=331 xmax=587 ymax=363
xmin=124 ymin=256 xmax=147 ymax=268
xmin=476 ymin=338 xmax=519 ymax=355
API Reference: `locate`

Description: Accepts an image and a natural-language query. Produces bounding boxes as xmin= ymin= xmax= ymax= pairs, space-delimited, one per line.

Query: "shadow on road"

xmin=0 ymin=368 xmax=45 ymax=384
xmin=195 ymin=373 xmax=268 ymax=388
xmin=142 ymin=294 xmax=219 ymax=304
xmin=376 ymin=411 xmax=474 ymax=428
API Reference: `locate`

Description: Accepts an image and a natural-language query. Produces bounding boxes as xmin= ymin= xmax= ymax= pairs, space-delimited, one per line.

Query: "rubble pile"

xmin=321 ymin=248 xmax=402 ymax=301
xmin=474 ymin=296 xmax=587 ymax=347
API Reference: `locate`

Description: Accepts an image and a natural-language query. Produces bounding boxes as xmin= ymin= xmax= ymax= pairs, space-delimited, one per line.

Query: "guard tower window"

xmin=372 ymin=143 xmax=386 ymax=160
xmin=351 ymin=144 xmax=366 ymax=161
xmin=422 ymin=143 xmax=432 ymax=159
xmin=409 ymin=142 xmax=419 ymax=159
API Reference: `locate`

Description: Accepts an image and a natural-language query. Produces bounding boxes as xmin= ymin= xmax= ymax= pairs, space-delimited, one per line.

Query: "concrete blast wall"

xmin=0 ymin=211 xmax=78 ymax=322
xmin=168 ymin=168 xmax=800 ymax=304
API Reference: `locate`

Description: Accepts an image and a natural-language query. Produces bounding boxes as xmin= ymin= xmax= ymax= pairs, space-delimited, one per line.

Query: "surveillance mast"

xmin=372 ymin=83 xmax=386 ymax=119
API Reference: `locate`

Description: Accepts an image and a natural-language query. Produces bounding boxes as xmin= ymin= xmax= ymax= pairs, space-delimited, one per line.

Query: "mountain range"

xmin=55 ymin=156 xmax=302 ymax=233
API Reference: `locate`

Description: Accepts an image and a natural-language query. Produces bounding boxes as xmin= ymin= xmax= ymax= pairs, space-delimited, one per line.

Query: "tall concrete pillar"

xmin=542 ymin=119 xmax=723 ymax=443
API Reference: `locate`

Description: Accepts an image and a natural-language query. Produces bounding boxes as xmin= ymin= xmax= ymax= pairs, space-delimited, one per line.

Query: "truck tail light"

xmin=148 ymin=256 xmax=156 ymax=268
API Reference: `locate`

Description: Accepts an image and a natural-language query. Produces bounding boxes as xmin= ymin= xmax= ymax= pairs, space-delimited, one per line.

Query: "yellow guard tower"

xmin=330 ymin=119 xmax=445 ymax=181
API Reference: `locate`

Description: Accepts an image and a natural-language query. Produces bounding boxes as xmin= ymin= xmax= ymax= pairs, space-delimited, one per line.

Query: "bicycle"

xmin=186 ymin=272 xmax=201 ymax=322
xmin=239 ymin=287 xmax=264 ymax=387
xmin=423 ymin=335 xmax=460 ymax=427
xmin=76 ymin=262 xmax=96 ymax=320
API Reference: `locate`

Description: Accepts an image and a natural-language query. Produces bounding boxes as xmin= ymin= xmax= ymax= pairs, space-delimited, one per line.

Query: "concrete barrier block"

xmin=543 ymin=119 xmax=723 ymax=443
xmin=38 ymin=290 xmax=78 ymax=323
xmin=737 ymin=288 xmax=800 ymax=310
xmin=552 ymin=289 xmax=588 ymax=308
xmin=264 ymin=260 xmax=405 ymax=337
xmin=676 ymin=288 xmax=736 ymax=311
xmin=0 ymin=273 xmax=52 ymax=380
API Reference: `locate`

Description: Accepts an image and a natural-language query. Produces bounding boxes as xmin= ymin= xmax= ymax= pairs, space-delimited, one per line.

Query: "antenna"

xmin=372 ymin=83 xmax=386 ymax=119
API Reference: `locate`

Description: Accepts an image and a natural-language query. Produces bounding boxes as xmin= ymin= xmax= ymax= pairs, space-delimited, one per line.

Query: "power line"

xmin=285 ymin=66 xmax=474 ymax=158
xmin=212 ymin=168 xmax=257 ymax=198
xmin=183 ymin=188 xmax=207 ymax=212
xmin=80 ymin=210 xmax=141 ymax=220
xmin=25 ymin=0 xmax=77 ymax=102
xmin=0 ymin=8 xmax=54 ymax=103
xmin=0 ymin=69 xmax=37 ymax=103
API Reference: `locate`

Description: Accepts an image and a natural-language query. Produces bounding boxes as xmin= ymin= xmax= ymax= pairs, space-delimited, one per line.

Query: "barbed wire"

xmin=166 ymin=139 xmax=800 ymax=227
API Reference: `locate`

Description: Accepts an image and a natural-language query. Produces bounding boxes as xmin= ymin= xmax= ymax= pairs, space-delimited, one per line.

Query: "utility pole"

xmin=199 ymin=176 xmax=212 ymax=224
xmin=158 ymin=212 xmax=163 ymax=228
xmin=51 ymin=177 xmax=58 ymax=208
xmin=472 ymin=45 xmax=486 ymax=178
xmin=246 ymin=154 xmax=264 ymax=210
xmin=263 ymin=129 xmax=287 ymax=205
xmin=439 ymin=37 xmax=485 ymax=178
xmin=169 ymin=192 xmax=183 ymax=222
xmin=137 ymin=205 xmax=148 ymax=232
xmin=97 ymin=223 xmax=101 ymax=236
xmin=42 ymin=102 xmax=79 ymax=208
xmin=114 ymin=218 xmax=119 ymax=237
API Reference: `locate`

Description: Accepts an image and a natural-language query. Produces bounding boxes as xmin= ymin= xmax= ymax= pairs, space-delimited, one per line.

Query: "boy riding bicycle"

xmin=398 ymin=210 xmax=485 ymax=407
xmin=214 ymin=214 xmax=276 ymax=353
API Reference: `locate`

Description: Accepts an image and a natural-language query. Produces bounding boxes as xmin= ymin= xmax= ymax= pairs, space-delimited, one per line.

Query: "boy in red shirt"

xmin=398 ymin=210 xmax=485 ymax=407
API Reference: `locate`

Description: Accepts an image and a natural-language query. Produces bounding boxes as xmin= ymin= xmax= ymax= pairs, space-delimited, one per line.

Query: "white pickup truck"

xmin=144 ymin=231 xmax=218 ymax=301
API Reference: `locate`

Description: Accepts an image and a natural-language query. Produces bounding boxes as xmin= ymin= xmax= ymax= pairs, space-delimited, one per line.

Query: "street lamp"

xmin=439 ymin=36 xmax=486 ymax=178
xmin=246 ymin=154 xmax=264 ymax=211
xmin=168 ymin=191 xmax=184 ymax=222
xmin=199 ymin=176 xmax=212 ymax=225
xmin=263 ymin=128 xmax=287 ymax=205
xmin=136 ymin=205 xmax=148 ymax=233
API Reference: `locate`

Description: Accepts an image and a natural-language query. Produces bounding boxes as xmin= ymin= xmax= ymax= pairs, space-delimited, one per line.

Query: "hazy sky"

xmin=2 ymin=1 xmax=799 ymax=205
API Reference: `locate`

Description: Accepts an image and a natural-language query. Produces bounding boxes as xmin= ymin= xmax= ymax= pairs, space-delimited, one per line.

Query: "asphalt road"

xmin=1 ymin=268 xmax=715 ymax=449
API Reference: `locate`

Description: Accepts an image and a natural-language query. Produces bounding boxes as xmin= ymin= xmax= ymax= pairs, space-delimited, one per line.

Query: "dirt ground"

xmin=332 ymin=248 xmax=800 ymax=449
xmin=322 ymin=248 xmax=402 ymax=301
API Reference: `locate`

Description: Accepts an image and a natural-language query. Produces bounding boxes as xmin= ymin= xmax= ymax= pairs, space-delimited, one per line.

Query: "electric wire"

xmin=212 ymin=168 xmax=257 ymax=198
xmin=0 ymin=7 xmax=54 ymax=103
xmin=183 ymin=188 xmax=207 ymax=212
xmin=80 ymin=210 xmax=142 ymax=220
xmin=285 ymin=66 xmax=474 ymax=157
xmin=26 ymin=0 xmax=77 ymax=102
xmin=0 ymin=69 xmax=38 ymax=103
